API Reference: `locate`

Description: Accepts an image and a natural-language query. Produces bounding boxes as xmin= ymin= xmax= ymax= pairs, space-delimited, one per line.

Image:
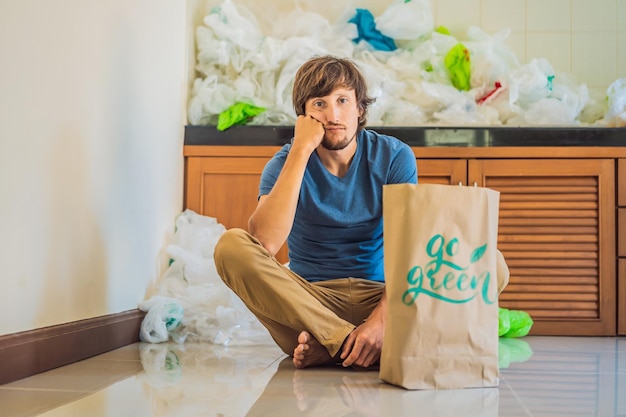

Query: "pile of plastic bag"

xmin=188 ymin=0 xmax=626 ymax=129
xmin=138 ymin=210 xmax=273 ymax=345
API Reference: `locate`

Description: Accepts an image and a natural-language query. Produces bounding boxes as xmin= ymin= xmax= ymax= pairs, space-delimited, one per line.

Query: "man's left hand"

xmin=339 ymin=311 xmax=383 ymax=368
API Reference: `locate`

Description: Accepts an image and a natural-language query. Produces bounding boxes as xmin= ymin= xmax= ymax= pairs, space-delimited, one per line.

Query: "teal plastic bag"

xmin=348 ymin=8 xmax=397 ymax=51
xmin=498 ymin=307 xmax=533 ymax=338
xmin=444 ymin=43 xmax=471 ymax=91
xmin=217 ymin=102 xmax=265 ymax=131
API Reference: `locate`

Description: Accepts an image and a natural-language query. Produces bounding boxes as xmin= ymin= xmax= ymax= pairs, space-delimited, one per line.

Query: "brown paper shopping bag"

xmin=380 ymin=183 xmax=501 ymax=390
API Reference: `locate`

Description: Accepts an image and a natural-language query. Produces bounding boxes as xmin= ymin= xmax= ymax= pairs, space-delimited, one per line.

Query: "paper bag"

xmin=380 ymin=183 xmax=501 ymax=390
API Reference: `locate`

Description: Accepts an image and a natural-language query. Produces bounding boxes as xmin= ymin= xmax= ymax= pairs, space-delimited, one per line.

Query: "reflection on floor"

xmin=0 ymin=336 xmax=624 ymax=417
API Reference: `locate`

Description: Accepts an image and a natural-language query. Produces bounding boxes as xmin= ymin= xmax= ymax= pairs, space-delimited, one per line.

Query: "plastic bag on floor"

xmin=498 ymin=307 xmax=534 ymax=338
xmin=139 ymin=296 xmax=184 ymax=344
xmin=139 ymin=210 xmax=273 ymax=345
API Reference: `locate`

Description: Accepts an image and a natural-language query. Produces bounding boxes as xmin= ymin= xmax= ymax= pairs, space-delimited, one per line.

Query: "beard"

xmin=321 ymin=129 xmax=356 ymax=151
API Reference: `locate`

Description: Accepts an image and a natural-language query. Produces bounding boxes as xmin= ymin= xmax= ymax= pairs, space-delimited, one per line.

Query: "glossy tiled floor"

xmin=1 ymin=336 xmax=624 ymax=417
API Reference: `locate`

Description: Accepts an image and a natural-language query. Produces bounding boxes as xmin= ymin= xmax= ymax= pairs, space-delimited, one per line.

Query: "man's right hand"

xmin=292 ymin=115 xmax=325 ymax=155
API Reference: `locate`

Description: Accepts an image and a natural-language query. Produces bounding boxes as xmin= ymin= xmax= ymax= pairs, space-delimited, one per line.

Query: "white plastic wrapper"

xmin=139 ymin=210 xmax=273 ymax=345
xmin=188 ymin=0 xmax=619 ymax=128
xmin=375 ymin=0 xmax=434 ymax=41
xmin=139 ymin=296 xmax=184 ymax=343
xmin=604 ymin=78 xmax=626 ymax=127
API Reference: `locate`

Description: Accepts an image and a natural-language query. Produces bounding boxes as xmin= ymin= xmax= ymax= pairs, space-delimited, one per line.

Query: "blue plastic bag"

xmin=349 ymin=8 xmax=397 ymax=51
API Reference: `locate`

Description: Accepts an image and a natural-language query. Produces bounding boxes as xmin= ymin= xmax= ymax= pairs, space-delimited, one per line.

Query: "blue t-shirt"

xmin=259 ymin=129 xmax=417 ymax=282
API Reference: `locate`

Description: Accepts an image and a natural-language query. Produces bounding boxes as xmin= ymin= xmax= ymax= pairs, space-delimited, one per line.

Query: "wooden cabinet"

xmin=185 ymin=146 xmax=622 ymax=336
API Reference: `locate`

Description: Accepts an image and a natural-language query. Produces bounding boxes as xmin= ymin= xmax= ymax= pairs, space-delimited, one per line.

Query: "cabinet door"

xmin=617 ymin=258 xmax=626 ymax=334
xmin=186 ymin=156 xmax=289 ymax=263
xmin=469 ymin=159 xmax=616 ymax=336
xmin=416 ymin=159 xmax=466 ymax=185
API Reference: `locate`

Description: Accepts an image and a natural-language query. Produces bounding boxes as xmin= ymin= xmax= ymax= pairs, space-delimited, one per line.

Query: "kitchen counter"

xmin=185 ymin=125 xmax=626 ymax=147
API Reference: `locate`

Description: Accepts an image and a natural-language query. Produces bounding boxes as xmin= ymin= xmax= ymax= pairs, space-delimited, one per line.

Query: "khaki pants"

xmin=213 ymin=228 xmax=510 ymax=358
xmin=213 ymin=228 xmax=384 ymax=358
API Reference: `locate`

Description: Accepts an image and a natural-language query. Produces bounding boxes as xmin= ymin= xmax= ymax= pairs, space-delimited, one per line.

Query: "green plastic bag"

xmin=435 ymin=25 xmax=451 ymax=36
xmin=498 ymin=307 xmax=533 ymax=338
xmin=217 ymin=102 xmax=265 ymax=131
xmin=498 ymin=307 xmax=511 ymax=336
xmin=444 ymin=43 xmax=471 ymax=91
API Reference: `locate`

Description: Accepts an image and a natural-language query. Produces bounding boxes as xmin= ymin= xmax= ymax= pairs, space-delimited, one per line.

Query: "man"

xmin=214 ymin=55 xmax=418 ymax=369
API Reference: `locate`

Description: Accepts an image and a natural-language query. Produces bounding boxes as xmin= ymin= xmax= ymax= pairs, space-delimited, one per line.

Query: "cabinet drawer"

xmin=617 ymin=208 xmax=626 ymax=257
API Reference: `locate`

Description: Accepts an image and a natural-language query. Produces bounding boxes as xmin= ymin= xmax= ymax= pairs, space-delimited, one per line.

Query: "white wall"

xmin=0 ymin=0 xmax=189 ymax=334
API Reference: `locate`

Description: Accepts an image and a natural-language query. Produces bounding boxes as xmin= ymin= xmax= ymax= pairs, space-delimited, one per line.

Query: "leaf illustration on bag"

xmin=470 ymin=243 xmax=487 ymax=263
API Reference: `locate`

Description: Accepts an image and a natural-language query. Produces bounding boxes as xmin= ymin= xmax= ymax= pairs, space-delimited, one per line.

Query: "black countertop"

xmin=185 ymin=125 xmax=626 ymax=147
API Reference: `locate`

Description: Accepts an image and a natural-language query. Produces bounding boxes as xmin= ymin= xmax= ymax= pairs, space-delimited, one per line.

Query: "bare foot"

xmin=292 ymin=331 xmax=335 ymax=369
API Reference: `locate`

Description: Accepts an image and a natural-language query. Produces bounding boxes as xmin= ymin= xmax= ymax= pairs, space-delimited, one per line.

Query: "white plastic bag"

xmin=138 ymin=296 xmax=184 ymax=343
xmin=139 ymin=210 xmax=273 ymax=346
xmin=375 ymin=0 xmax=434 ymax=40
xmin=508 ymin=58 xmax=555 ymax=109
xmin=465 ymin=26 xmax=520 ymax=89
xmin=604 ymin=78 xmax=626 ymax=126
xmin=188 ymin=75 xmax=237 ymax=126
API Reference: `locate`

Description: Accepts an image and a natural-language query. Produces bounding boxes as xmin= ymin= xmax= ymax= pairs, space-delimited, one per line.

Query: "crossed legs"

xmin=213 ymin=228 xmax=383 ymax=367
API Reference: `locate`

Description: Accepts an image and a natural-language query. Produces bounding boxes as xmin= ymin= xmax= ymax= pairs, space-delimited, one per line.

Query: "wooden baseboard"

xmin=0 ymin=309 xmax=145 ymax=385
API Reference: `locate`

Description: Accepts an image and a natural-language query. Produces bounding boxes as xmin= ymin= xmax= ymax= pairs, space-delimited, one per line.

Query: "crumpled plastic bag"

xmin=188 ymin=75 xmax=238 ymax=126
xmin=375 ymin=0 xmax=434 ymax=41
xmin=604 ymin=78 xmax=626 ymax=126
xmin=217 ymin=102 xmax=266 ymax=131
xmin=508 ymin=58 xmax=555 ymax=109
xmin=139 ymin=210 xmax=273 ymax=345
xmin=464 ymin=26 xmax=520 ymax=89
xmin=445 ymin=43 xmax=471 ymax=91
xmin=349 ymin=8 xmax=397 ymax=51
xmin=138 ymin=296 xmax=185 ymax=343
xmin=498 ymin=307 xmax=534 ymax=338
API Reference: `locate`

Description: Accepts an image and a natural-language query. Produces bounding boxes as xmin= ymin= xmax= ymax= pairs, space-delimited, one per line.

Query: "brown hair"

xmin=292 ymin=55 xmax=375 ymax=131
